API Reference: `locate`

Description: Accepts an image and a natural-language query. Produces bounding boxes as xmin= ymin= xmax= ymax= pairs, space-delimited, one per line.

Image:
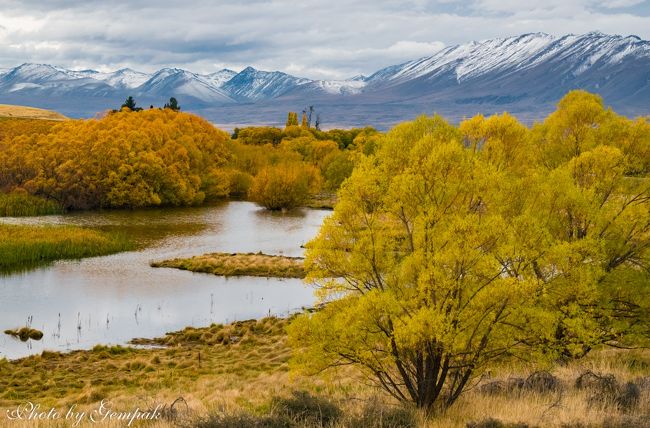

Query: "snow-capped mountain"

xmin=0 ymin=63 xmax=114 ymax=96
xmin=366 ymin=31 xmax=649 ymax=86
xmin=1 ymin=31 xmax=648 ymax=127
xmin=221 ymin=66 xmax=311 ymax=101
xmin=362 ymin=31 xmax=650 ymax=106
xmin=136 ymin=68 xmax=234 ymax=104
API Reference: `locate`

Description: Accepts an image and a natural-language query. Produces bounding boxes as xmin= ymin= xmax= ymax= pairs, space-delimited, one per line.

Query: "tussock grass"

xmin=3 ymin=327 xmax=44 ymax=341
xmin=150 ymin=252 xmax=305 ymax=278
xmin=0 ymin=104 xmax=68 ymax=121
xmin=0 ymin=224 xmax=134 ymax=273
xmin=0 ymin=318 xmax=300 ymax=410
xmin=0 ymin=191 xmax=64 ymax=217
xmin=0 ymin=318 xmax=647 ymax=428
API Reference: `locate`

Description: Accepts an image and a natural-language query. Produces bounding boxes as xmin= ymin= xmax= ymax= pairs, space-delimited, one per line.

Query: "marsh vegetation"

xmin=151 ymin=252 xmax=305 ymax=278
xmin=0 ymin=224 xmax=134 ymax=273
xmin=0 ymin=191 xmax=64 ymax=217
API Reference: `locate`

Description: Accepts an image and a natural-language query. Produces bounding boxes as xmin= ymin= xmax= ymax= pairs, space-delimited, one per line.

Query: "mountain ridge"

xmin=1 ymin=31 xmax=648 ymax=129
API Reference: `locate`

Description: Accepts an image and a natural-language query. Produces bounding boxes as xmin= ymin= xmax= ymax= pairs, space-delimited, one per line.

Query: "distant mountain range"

xmin=1 ymin=31 xmax=648 ymax=129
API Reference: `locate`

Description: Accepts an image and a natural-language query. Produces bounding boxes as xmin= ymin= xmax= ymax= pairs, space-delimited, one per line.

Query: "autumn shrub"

xmin=227 ymin=170 xmax=254 ymax=197
xmin=249 ymin=163 xmax=321 ymax=210
xmin=0 ymin=109 xmax=230 ymax=209
xmin=0 ymin=117 xmax=58 ymax=140
xmin=236 ymin=126 xmax=284 ymax=146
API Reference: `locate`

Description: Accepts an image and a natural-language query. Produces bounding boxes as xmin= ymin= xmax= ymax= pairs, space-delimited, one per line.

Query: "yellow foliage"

xmin=290 ymin=92 xmax=650 ymax=411
xmin=0 ymin=109 xmax=230 ymax=209
xmin=249 ymin=162 xmax=322 ymax=210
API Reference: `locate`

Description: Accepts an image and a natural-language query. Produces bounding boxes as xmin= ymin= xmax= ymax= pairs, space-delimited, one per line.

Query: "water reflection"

xmin=0 ymin=201 xmax=329 ymax=360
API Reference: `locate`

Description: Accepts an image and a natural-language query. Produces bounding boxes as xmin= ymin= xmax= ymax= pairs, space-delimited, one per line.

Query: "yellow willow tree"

xmin=288 ymin=109 xmax=649 ymax=411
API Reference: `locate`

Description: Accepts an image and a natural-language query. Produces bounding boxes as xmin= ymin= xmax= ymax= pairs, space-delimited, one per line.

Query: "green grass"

xmin=0 ymin=224 xmax=134 ymax=273
xmin=151 ymin=252 xmax=305 ymax=278
xmin=0 ymin=191 xmax=64 ymax=217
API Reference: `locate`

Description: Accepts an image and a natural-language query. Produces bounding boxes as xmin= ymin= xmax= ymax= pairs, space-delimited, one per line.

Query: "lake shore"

xmin=0 ymin=201 xmax=326 ymax=360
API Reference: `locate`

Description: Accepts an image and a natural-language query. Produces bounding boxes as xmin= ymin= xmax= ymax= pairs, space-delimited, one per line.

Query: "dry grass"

xmin=426 ymin=349 xmax=650 ymax=428
xmin=0 ymin=317 xmax=647 ymax=428
xmin=150 ymin=252 xmax=305 ymax=278
xmin=0 ymin=317 xmax=369 ymax=427
xmin=0 ymin=104 xmax=67 ymax=121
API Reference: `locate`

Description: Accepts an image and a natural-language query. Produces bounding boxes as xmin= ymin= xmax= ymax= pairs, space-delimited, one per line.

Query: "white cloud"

xmin=598 ymin=0 xmax=646 ymax=8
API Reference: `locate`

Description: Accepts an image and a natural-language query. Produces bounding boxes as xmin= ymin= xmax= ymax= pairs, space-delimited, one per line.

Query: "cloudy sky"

xmin=1 ymin=0 xmax=649 ymax=79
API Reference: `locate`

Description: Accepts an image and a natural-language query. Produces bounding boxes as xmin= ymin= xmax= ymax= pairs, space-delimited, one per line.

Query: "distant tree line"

xmin=117 ymin=96 xmax=180 ymax=113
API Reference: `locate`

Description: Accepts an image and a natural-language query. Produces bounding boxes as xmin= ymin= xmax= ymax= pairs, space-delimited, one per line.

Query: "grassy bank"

xmin=0 ymin=317 xmax=648 ymax=427
xmin=0 ymin=192 xmax=64 ymax=217
xmin=151 ymin=252 xmax=305 ymax=278
xmin=0 ymin=224 xmax=134 ymax=273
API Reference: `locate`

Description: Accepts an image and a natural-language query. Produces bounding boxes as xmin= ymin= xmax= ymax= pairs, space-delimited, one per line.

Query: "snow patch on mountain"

xmin=202 ymin=69 xmax=237 ymax=88
xmin=136 ymin=68 xmax=234 ymax=103
xmin=311 ymin=79 xmax=367 ymax=95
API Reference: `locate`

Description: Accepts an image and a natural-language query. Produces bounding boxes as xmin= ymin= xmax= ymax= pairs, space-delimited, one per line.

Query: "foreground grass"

xmin=0 ymin=224 xmax=134 ymax=273
xmin=0 ymin=192 xmax=64 ymax=217
xmin=0 ymin=317 xmax=648 ymax=427
xmin=151 ymin=252 xmax=305 ymax=278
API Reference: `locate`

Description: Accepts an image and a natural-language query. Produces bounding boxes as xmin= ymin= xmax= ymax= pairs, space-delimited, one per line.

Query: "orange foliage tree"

xmin=0 ymin=109 xmax=230 ymax=209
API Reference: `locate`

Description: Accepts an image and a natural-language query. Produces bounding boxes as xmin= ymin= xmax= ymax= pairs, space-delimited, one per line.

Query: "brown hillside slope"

xmin=0 ymin=104 xmax=67 ymax=121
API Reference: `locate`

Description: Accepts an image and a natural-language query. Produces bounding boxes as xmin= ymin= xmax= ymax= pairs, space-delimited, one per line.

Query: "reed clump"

xmin=0 ymin=191 xmax=64 ymax=217
xmin=0 ymin=224 xmax=134 ymax=272
xmin=150 ymin=252 xmax=305 ymax=278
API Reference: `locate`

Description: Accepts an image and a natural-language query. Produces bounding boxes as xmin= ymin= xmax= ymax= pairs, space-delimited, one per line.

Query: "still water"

xmin=0 ymin=201 xmax=330 ymax=360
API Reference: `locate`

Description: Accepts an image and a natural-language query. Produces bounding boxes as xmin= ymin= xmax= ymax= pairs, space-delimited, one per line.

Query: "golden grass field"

xmin=0 ymin=316 xmax=648 ymax=428
xmin=0 ymin=104 xmax=67 ymax=121
xmin=150 ymin=252 xmax=305 ymax=278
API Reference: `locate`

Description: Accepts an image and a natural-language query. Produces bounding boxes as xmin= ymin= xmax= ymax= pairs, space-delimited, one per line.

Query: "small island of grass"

xmin=150 ymin=252 xmax=305 ymax=278
xmin=4 ymin=327 xmax=44 ymax=341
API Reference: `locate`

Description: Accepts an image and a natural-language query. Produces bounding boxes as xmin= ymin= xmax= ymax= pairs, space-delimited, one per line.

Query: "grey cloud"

xmin=0 ymin=0 xmax=649 ymax=79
